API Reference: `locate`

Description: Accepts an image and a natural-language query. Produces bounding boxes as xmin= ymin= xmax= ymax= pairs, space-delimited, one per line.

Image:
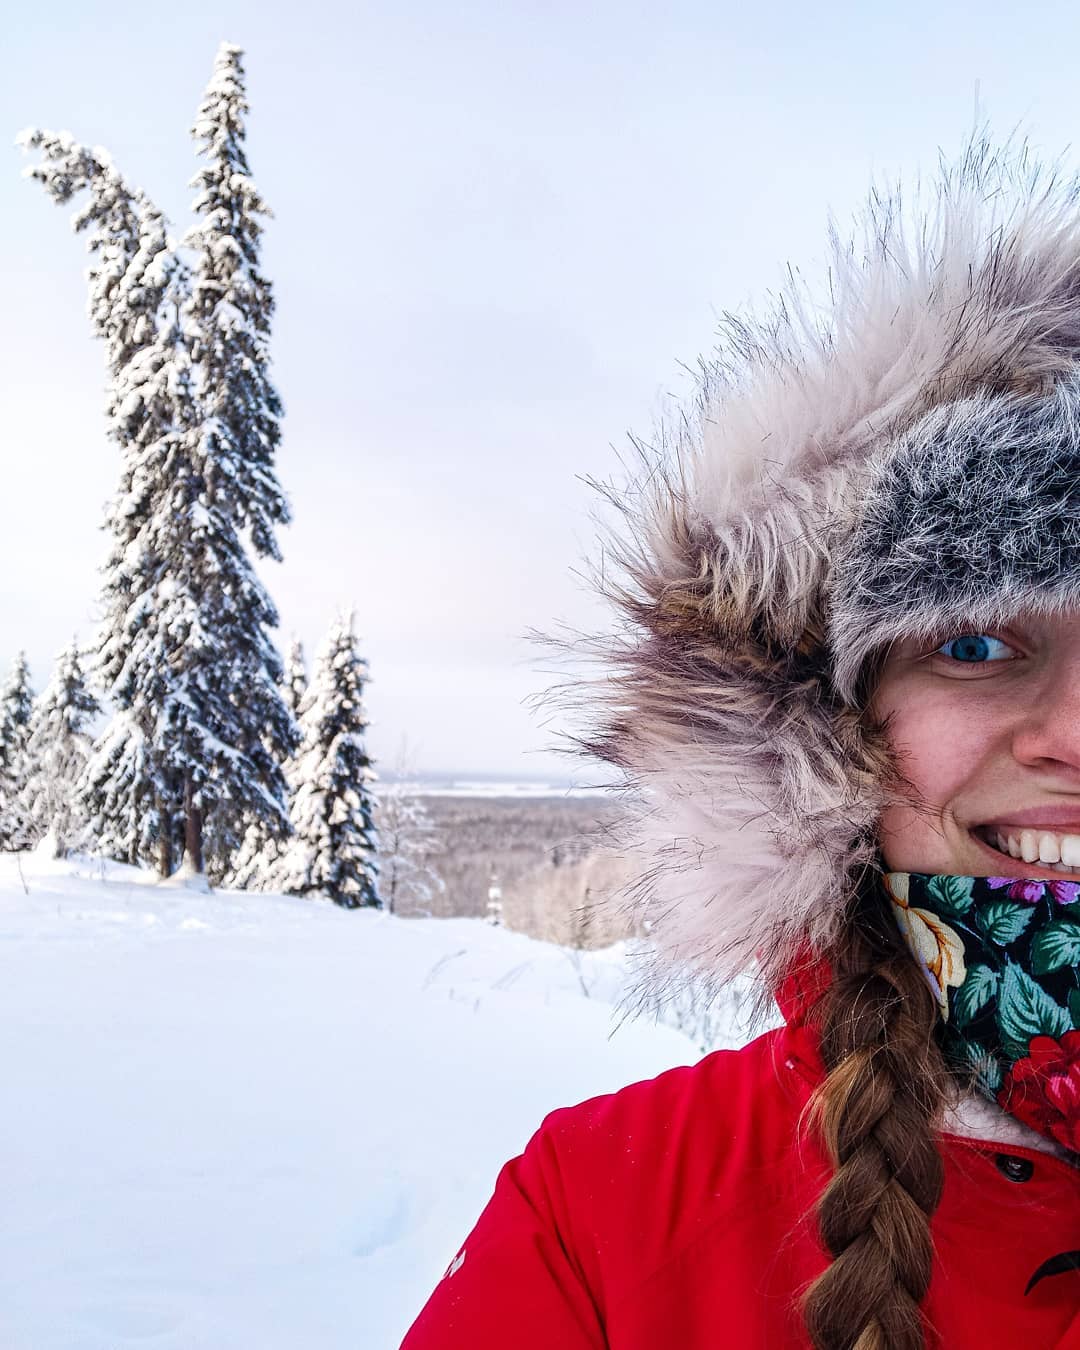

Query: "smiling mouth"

xmin=972 ymin=820 xmax=1080 ymax=874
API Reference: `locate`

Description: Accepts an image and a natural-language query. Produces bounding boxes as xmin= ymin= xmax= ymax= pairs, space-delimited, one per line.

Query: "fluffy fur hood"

xmin=580 ymin=137 xmax=1080 ymax=1000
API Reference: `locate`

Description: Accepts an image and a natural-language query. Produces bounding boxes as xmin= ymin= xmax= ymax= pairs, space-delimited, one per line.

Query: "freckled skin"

xmin=869 ymin=611 xmax=1080 ymax=878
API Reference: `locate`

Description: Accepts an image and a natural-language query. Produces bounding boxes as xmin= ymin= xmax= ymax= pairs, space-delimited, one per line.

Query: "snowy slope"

xmin=0 ymin=851 xmax=771 ymax=1349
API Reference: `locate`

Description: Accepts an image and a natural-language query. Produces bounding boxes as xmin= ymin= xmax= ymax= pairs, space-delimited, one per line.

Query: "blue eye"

xmin=935 ymin=634 xmax=1014 ymax=664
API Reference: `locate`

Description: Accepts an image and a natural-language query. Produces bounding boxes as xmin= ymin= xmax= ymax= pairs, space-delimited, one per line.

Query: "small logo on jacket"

xmin=443 ymin=1248 xmax=466 ymax=1279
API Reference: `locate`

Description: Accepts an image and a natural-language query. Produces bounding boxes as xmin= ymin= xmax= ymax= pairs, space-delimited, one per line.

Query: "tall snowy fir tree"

xmin=281 ymin=615 xmax=380 ymax=908
xmin=171 ymin=39 xmax=296 ymax=877
xmin=183 ymin=42 xmax=289 ymax=556
xmin=111 ymin=244 xmax=292 ymax=883
xmin=79 ymin=203 xmax=189 ymax=870
xmin=0 ymin=654 xmax=35 ymax=850
xmin=21 ymin=642 xmax=100 ymax=857
xmin=21 ymin=43 xmax=298 ymax=881
xmin=18 ymin=134 xmax=171 ymax=864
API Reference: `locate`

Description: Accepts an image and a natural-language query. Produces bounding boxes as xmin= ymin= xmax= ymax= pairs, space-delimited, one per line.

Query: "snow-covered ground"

xmin=0 ymin=850 xmax=772 ymax=1349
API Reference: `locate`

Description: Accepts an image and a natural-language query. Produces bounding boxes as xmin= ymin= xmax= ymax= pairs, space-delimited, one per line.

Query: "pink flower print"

xmin=985 ymin=876 xmax=1080 ymax=905
xmin=986 ymin=877 xmax=1047 ymax=903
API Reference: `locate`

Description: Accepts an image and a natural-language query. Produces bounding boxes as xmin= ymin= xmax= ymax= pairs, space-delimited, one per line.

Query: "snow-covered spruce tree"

xmin=79 ymin=718 xmax=155 ymax=867
xmin=21 ymin=641 xmax=99 ymax=857
xmin=19 ymin=134 xmax=176 ymax=865
xmin=21 ymin=48 xmax=298 ymax=881
xmin=0 ymin=653 xmax=35 ymax=850
xmin=281 ymin=615 xmax=380 ymax=908
xmin=79 ymin=202 xmax=186 ymax=869
xmin=100 ymin=248 xmax=294 ymax=882
xmin=182 ymin=41 xmax=288 ymax=560
xmin=172 ymin=40 xmax=296 ymax=878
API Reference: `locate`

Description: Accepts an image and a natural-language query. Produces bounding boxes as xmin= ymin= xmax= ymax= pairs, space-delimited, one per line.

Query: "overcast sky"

xmin=1 ymin=0 xmax=1075 ymax=776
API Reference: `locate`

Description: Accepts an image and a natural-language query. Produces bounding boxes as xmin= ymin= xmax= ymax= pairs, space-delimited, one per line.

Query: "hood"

xmin=578 ymin=136 xmax=1080 ymax=1000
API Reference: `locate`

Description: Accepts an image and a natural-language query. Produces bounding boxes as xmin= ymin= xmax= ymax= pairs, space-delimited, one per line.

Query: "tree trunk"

xmin=183 ymin=776 xmax=204 ymax=875
xmin=157 ymin=792 xmax=172 ymax=878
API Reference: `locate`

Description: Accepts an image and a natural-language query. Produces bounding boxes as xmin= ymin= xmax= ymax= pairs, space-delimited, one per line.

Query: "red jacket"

xmin=401 ymin=965 xmax=1080 ymax=1349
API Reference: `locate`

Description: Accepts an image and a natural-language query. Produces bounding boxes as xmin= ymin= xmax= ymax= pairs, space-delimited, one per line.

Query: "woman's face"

xmin=870 ymin=609 xmax=1080 ymax=878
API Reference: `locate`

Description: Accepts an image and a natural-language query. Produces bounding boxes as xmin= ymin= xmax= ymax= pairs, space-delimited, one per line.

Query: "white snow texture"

xmin=0 ymin=849 xmax=774 ymax=1348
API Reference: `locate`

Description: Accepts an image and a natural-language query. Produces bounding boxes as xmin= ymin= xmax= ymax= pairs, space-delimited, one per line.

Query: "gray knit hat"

xmin=583 ymin=138 xmax=1080 ymax=995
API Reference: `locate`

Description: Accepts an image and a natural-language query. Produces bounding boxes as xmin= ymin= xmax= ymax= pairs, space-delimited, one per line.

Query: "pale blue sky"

xmin=1 ymin=0 xmax=1074 ymax=774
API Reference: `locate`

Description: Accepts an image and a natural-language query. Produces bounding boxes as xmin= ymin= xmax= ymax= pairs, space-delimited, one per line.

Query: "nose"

xmin=1010 ymin=655 xmax=1080 ymax=777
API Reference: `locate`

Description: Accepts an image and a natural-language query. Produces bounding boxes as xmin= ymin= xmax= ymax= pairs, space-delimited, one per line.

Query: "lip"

xmin=976 ymin=806 xmax=1080 ymax=830
xmin=968 ymin=826 xmax=1080 ymax=878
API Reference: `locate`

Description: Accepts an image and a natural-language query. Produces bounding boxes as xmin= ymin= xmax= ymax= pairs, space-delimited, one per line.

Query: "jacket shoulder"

xmin=532 ymin=1027 xmax=800 ymax=1313
xmin=399 ymin=1026 xmax=818 ymax=1347
xmin=541 ymin=1024 xmax=786 ymax=1151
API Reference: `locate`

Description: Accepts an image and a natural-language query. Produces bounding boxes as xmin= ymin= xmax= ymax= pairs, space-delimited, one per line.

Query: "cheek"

xmin=871 ymin=681 xmax=997 ymax=868
xmin=885 ymin=701 xmax=975 ymax=803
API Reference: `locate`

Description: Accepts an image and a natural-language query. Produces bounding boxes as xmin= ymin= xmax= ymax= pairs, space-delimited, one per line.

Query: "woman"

xmin=401 ymin=139 xmax=1080 ymax=1349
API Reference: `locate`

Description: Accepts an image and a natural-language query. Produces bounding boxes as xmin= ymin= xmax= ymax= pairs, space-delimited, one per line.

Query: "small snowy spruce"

xmin=79 ymin=717 xmax=157 ymax=867
xmin=283 ymin=638 xmax=308 ymax=719
xmin=0 ymin=653 xmax=35 ymax=850
xmin=281 ymin=614 xmax=380 ymax=908
xmin=22 ymin=641 xmax=99 ymax=857
xmin=228 ymin=637 xmax=309 ymax=890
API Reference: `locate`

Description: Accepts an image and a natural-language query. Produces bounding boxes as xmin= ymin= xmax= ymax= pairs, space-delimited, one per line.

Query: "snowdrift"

xmin=0 ymin=851 xmax=774 ymax=1348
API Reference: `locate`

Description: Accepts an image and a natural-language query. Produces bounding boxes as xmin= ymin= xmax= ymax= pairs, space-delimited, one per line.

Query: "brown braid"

xmin=800 ymin=875 xmax=955 ymax=1350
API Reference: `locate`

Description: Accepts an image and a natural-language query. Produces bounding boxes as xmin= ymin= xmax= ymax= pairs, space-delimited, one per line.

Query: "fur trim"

xmin=579 ymin=135 xmax=1080 ymax=998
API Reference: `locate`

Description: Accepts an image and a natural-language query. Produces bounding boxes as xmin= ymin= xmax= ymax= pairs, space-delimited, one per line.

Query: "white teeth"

xmin=979 ymin=825 xmax=1080 ymax=871
xmin=1038 ymin=832 xmax=1061 ymax=864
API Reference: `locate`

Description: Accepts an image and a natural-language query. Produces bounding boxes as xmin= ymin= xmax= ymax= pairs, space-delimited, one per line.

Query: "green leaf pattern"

xmin=926 ymin=874 xmax=975 ymax=919
xmin=996 ymin=964 xmax=1072 ymax=1061
xmin=886 ymin=872 xmax=1080 ymax=1095
xmin=1030 ymin=919 xmax=1080 ymax=976
xmin=951 ymin=964 xmax=999 ymax=1029
xmin=975 ymin=901 xmax=1035 ymax=945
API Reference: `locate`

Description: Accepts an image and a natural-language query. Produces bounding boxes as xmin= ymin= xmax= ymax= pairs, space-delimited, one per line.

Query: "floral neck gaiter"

xmin=883 ymin=871 xmax=1080 ymax=1155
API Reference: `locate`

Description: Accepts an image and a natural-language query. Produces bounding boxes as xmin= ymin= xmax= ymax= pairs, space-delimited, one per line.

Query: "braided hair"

xmin=800 ymin=873 xmax=955 ymax=1350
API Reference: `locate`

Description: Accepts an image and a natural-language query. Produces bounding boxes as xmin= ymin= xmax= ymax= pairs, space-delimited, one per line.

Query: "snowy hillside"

xmin=0 ymin=851 xmax=775 ymax=1349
